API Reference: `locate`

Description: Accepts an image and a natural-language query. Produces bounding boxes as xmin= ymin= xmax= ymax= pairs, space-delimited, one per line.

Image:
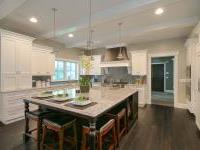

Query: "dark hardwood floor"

xmin=0 ymin=105 xmax=200 ymax=150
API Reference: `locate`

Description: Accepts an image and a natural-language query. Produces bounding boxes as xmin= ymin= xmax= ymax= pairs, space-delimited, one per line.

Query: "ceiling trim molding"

xmin=68 ymin=16 xmax=199 ymax=48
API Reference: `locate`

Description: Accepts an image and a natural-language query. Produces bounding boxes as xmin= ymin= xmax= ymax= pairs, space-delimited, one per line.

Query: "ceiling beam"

xmin=0 ymin=0 xmax=27 ymax=19
xmin=69 ymin=16 xmax=199 ymax=48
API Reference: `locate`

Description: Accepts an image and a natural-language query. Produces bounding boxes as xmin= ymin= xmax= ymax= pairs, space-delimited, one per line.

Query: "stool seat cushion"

xmin=27 ymin=109 xmax=50 ymax=116
xmin=43 ymin=116 xmax=76 ymax=129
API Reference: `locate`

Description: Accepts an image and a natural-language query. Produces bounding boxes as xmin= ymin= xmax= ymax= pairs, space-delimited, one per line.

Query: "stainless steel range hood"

xmin=100 ymin=45 xmax=130 ymax=68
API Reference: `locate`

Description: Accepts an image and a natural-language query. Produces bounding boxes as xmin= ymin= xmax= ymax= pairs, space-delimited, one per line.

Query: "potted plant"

xmin=79 ymin=76 xmax=91 ymax=93
xmin=80 ymin=55 xmax=93 ymax=75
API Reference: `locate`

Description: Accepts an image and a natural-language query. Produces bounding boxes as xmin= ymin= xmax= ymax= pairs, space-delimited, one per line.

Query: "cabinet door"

xmin=15 ymin=40 xmax=32 ymax=74
xmin=132 ymin=54 xmax=140 ymax=75
xmin=32 ymin=49 xmax=45 ymax=75
xmin=38 ymin=51 xmax=49 ymax=75
xmin=90 ymin=55 xmax=101 ymax=75
xmin=31 ymin=49 xmax=41 ymax=75
xmin=46 ymin=53 xmax=55 ymax=75
xmin=16 ymin=74 xmax=32 ymax=89
xmin=1 ymin=37 xmax=16 ymax=74
xmin=132 ymin=52 xmax=147 ymax=75
xmin=31 ymin=49 xmax=54 ymax=75
xmin=1 ymin=74 xmax=16 ymax=91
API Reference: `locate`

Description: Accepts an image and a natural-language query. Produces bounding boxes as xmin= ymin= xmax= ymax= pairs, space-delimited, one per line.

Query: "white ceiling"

xmin=0 ymin=0 xmax=200 ymax=49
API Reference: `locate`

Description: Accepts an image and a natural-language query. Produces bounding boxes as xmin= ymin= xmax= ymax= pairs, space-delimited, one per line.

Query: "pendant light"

xmin=51 ymin=8 xmax=58 ymax=53
xmin=117 ymin=22 xmax=124 ymax=60
xmin=86 ymin=0 xmax=94 ymax=59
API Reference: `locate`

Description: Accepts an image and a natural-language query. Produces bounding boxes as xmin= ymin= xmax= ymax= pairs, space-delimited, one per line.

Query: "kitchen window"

xmin=53 ymin=60 xmax=79 ymax=81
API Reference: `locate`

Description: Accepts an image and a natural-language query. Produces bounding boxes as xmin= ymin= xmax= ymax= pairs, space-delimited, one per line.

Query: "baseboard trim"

xmin=139 ymin=103 xmax=146 ymax=108
xmin=174 ymin=103 xmax=187 ymax=109
xmin=187 ymin=101 xmax=194 ymax=114
xmin=196 ymin=119 xmax=200 ymax=131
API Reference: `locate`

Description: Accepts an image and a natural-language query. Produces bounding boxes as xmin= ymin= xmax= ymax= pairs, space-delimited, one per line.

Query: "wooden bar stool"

xmin=81 ymin=117 xmax=116 ymax=150
xmin=107 ymin=108 xmax=127 ymax=145
xmin=24 ymin=108 xmax=52 ymax=149
xmin=41 ymin=115 xmax=77 ymax=150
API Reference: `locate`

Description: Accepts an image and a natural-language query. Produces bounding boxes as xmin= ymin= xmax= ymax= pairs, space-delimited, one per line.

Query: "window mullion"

xmin=64 ymin=61 xmax=66 ymax=81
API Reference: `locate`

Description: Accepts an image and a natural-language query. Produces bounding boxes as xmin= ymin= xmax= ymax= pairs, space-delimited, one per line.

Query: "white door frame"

xmin=151 ymin=62 xmax=166 ymax=92
xmin=148 ymin=52 xmax=179 ymax=106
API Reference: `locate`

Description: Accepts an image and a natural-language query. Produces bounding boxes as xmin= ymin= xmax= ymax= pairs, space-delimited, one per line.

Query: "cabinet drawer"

xmin=7 ymin=103 xmax=24 ymax=114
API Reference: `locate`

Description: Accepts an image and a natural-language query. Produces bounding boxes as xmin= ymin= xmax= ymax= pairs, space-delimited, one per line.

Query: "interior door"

xmin=151 ymin=64 xmax=164 ymax=92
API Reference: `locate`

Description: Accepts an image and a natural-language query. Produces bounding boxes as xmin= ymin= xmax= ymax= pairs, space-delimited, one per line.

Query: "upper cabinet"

xmin=90 ymin=55 xmax=102 ymax=75
xmin=32 ymin=45 xmax=55 ymax=76
xmin=131 ymin=50 xmax=147 ymax=75
xmin=0 ymin=29 xmax=34 ymax=91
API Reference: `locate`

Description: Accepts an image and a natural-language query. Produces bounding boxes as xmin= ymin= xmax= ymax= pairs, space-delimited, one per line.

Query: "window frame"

xmin=53 ymin=58 xmax=79 ymax=82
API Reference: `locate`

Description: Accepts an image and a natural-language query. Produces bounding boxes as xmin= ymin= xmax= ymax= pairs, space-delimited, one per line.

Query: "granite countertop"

xmin=25 ymin=87 xmax=138 ymax=119
xmin=0 ymin=83 xmax=78 ymax=93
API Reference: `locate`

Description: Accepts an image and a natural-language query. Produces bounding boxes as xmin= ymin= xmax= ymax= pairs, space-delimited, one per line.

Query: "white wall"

xmin=55 ymin=48 xmax=82 ymax=60
xmin=128 ymin=38 xmax=187 ymax=104
xmin=33 ymin=39 xmax=82 ymax=60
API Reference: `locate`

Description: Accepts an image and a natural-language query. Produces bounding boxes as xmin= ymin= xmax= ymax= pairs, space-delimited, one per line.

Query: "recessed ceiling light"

xmin=29 ymin=17 xmax=38 ymax=23
xmin=155 ymin=8 xmax=164 ymax=15
xmin=68 ymin=33 xmax=74 ymax=38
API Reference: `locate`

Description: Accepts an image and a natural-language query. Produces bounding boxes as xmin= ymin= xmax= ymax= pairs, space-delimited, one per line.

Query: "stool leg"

xmin=89 ymin=121 xmax=96 ymax=150
xmin=24 ymin=102 xmax=30 ymax=143
xmin=113 ymin=125 xmax=117 ymax=150
xmin=81 ymin=128 xmax=89 ymax=150
xmin=99 ymin=133 xmax=103 ymax=150
xmin=117 ymin=118 xmax=120 ymax=146
xmin=41 ymin=126 xmax=47 ymax=150
xmin=73 ymin=123 xmax=77 ymax=150
xmin=58 ymin=130 xmax=64 ymax=150
xmin=37 ymin=118 xmax=42 ymax=150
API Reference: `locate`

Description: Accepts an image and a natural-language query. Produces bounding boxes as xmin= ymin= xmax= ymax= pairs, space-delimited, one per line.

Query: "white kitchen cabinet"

xmin=195 ymin=44 xmax=200 ymax=129
xmin=32 ymin=45 xmax=55 ymax=75
xmin=137 ymin=85 xmax=148 ymax=107
xmin=131 ymin=50 xmax=147 ymax=75
xmin=16 ymin=74 xmax=32 ymax=89
xmin=0 ymin=29 xmax=34 ymax=92
xmin=1 ymin=37 xmax=16 ymax=74
xmin=90 ymin=55 xmax=102 ymax=75
xmin=1 ymin=74 xmax=17 ymax=91
xmin=0 ymin=91 xmax=38 ymax=124
xmin=16 ymin=41 xmax=32 ymax=74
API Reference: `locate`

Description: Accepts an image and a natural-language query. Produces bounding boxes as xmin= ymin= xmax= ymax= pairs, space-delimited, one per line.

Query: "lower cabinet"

xmin=0 ymin=91 xmax=38 ymax=124
xmin=137 ymin=85 xmax=148 ymax=107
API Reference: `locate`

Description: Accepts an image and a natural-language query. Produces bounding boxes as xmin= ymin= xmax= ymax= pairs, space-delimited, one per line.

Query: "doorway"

xmin=152 ymin=64 xmax=164 ymax=91
xmin=151 ymin=57 xmax=174 ymax=107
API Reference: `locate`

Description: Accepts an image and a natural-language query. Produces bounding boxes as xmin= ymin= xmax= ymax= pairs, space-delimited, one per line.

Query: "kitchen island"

xmin=24 ymin=86 xmax=138 ymax=150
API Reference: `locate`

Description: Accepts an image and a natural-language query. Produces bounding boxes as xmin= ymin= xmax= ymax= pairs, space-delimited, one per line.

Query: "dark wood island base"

xmin=23 ymin=87 xmax=139 ymax=150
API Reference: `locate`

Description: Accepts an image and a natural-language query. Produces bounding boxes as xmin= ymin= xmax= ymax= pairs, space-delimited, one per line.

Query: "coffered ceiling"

xmin=0 ymin=0 xmax=200 ymax=49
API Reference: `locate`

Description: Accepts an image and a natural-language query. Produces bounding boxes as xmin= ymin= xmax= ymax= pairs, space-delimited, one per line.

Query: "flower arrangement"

xmin=80 ymin=55 xmax=93 ymax=75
